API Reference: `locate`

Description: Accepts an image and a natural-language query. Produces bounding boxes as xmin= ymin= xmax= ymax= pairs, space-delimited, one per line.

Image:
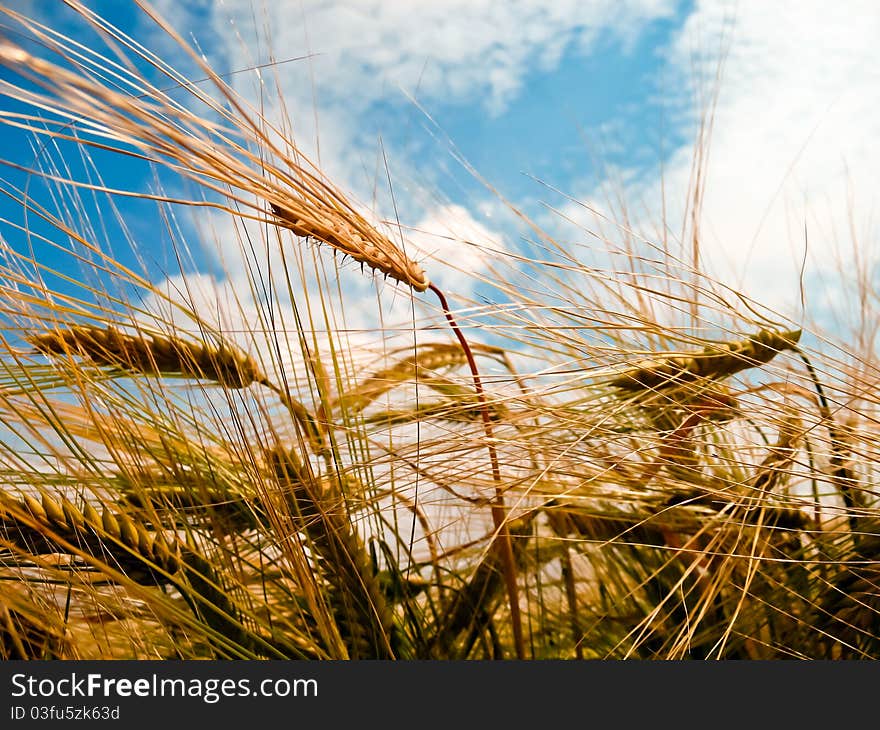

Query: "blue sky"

xmin=0 ymin=1 xmax=878 ymax=339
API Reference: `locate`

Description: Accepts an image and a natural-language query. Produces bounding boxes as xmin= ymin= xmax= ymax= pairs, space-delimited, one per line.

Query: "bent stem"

xmin=794 ymin=348 xmax=863 ymax=535
xmin=429 ymin=283 xmax=524 ymax=659
xmin=259 ymin=378 xmax=327 ymax=455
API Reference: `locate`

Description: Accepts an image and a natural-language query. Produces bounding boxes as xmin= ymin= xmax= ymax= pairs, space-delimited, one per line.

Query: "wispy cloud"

xmin=140 ymin=0 xmax=677 ymax=326
xmin=142 ymin=0 xmax=880 ymax=337
xmin=152 ymin=0 xmax=677 ymax=207
xmin=570 ymin=0 xmax=880 ymax=321
xmin=190 ymin=0 xmax=677 ymax=113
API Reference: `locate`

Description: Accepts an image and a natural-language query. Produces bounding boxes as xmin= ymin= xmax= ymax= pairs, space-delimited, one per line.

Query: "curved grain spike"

xmin=610 ymin=328 xmax=802 ymax=393
xmin=270 ymin=203 xmax=429 ymax=292
xmin=29 ymin=325 xmax=265 ymax=389
xmin=1 ymin=493 xmax=183 ymax=578
xmin=0 ymin=22 xmax=431 ymax=297
xmin=334 ymin=342 xmax=471 ymax=413
xmin=29 ymin=324 xmax=327 ymax=454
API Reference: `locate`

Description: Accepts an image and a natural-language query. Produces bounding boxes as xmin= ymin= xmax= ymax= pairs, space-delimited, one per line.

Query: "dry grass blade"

xmin=429 ymin=515 xmax=534 ymax=659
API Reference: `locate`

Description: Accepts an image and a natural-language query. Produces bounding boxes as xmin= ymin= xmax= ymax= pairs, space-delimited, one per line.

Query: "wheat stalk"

xmin=428 ymin=284 xmax=525 ymax=658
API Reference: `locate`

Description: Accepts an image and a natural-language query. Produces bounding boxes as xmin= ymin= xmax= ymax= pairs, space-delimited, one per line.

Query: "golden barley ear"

xmin=1 ymin=490 xmax=182 ymax=581
xmin=27 ymin=325 xmax=266 ymax=389
xmin=333 ymin=342 xmax=472 ymax=413
xmin=2 ymin=492 xmax=297 ymax=658
xmin=0 ymin=25 xmax=428 ymax=293
xmin=27 ymin=324 xmax=327 ymax=454
xmin=610 ymin=328 xmax=802 ymax=392
xmin=270 ymin=202 xmax=429 ymax=292
xmin=362 ymin=382 xmax=510 ymax=425
xmin=267 ymin=446 xmax=402 ymax=659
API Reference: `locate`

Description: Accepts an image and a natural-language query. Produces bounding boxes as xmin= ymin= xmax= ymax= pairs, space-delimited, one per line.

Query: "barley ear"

xmin=28 ymin=325 xmax=265 ymax=390
xmin=610 ymin=328 xmax=803 ymax=392
xmin=268 ymin=446 xmax=402 ymax=659
xmin=333 ymin=343 xmax=470 ymax=413
xmin=270 ymin=202 xmax=429 ymax=292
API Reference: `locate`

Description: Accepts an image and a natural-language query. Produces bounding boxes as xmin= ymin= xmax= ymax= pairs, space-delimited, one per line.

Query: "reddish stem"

xmin=429 ymin=283 xmax=524 ymax=659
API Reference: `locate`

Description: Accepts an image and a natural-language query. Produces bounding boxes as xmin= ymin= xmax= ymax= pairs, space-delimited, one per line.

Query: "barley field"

xmin=0 ymin=2 xmax=877 ymax=660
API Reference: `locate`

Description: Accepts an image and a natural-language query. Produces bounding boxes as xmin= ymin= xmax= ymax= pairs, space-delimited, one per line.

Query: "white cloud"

xmin=406 ymin=203 xmax=507 ymax=292
xmin=200 ymin=0 xmax=676 ymax=114
xmin=143 ymin=1 xmax=648 ymax=334
xmin=151 ymin=0 xmax=677 ymax=201
xmin=136 ymin=0 xmax=880 ymax=343
xmin=570 ymin=0 xmax=880 ymax=322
